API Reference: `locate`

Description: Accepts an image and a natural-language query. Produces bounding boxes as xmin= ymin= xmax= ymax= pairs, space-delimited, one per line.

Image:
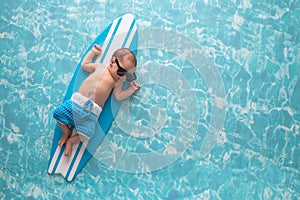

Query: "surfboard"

xmin=48 ymin=14 xmax=137 ymax=182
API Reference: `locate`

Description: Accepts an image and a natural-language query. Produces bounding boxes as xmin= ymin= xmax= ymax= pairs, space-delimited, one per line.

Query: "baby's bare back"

xmin=78 ymin=64 xmax=115 ymax=107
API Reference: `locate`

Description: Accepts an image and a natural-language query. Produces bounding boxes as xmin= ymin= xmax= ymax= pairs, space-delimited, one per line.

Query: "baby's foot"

xmin=64 ymin=139 xmax=73 ymax=156
xmin=64 ymin=135 xmax=81 ymax=156
xmin=92 ymin=44 xmax=102 ymax=55
xmin=58 ymin=129 xmax=72 ymax=148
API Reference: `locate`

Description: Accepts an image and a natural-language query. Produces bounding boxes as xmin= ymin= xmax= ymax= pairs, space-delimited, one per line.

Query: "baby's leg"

xmin=57 ymin=121 xmax=72 ymax=147
xmin=64 ymin=135 xmax=81 ymax=156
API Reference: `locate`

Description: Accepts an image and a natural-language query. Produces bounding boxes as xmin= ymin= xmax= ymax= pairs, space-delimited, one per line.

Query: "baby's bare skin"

xmin=79 ymin=45 xmax=115 ymax=107
xmin=58 ymin=44 xmax=140 ymax=156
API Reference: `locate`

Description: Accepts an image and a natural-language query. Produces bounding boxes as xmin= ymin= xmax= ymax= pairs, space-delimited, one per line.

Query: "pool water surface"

xmin=1 ymin=0 xmax=300 ymax=199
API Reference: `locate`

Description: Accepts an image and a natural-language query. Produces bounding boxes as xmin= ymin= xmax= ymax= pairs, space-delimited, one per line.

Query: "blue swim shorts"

xmin=53 ymin=93 xmax=102 ymax=139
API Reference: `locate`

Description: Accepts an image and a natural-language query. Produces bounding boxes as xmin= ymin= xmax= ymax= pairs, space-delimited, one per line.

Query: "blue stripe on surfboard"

xmin=69 ymin=144 xmax=92 ymax=181
xmin=100 ymin=17 xmax=122 ymax=63
xmin=49 ymin=125 xmax=64 ymax=173
xmin=52 ymin=141 xmax=66 ymax=173
xmin=121 ymin=19 xmax=136 ymax=48
xmin=130 ymin=30 xmax=138 ymax=55
xmin=65 ymin=142 xmax=83 ymax=180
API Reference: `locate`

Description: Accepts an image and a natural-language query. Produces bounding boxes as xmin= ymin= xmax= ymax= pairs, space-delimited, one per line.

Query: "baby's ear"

xmin=110 ymin=57 xmax=115 ymax=64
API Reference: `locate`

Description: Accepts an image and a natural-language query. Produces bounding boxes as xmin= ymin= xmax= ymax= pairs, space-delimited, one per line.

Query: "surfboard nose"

xmin=122 ymin=13 xmax=135 ymax=20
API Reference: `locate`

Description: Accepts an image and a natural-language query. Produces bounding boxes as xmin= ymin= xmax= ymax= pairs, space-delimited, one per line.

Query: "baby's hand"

xmin=129 ymin=81 xmax=140 ymax=92
xmin=91 ymin=44 xmax=102 ymax=55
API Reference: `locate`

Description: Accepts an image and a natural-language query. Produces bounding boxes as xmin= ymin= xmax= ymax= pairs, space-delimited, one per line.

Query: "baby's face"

xmin=118 ymin=57 xmax=136 ymax=73
xmin=114 ymin=57 xmax=136 ymax=80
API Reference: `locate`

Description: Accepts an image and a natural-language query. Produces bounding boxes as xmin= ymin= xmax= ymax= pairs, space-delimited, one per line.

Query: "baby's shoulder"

xmin=92 ymin=63 xmax=106 ymax=74
xmin=95 ymin=63 xmax=106 ymax=69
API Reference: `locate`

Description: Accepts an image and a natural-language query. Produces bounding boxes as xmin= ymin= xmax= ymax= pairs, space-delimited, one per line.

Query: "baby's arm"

xmin=81 ymin=45 xmax=102 ymax=73
xmin=113 ymin=77 xmax=140 ymax=101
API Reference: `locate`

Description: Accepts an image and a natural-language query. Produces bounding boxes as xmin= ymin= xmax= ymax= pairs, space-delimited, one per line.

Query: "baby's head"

xmin=110 ymin=48 xmax=137 ymax=81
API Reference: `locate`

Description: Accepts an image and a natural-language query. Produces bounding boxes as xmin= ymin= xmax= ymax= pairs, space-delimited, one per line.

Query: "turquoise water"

xmin=1 ymin=0 xmax=300 ymax=199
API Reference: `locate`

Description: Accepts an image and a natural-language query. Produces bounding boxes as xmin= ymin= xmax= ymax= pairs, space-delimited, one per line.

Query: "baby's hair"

xmin=112 ymin=48 xmax=137 ymax=67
